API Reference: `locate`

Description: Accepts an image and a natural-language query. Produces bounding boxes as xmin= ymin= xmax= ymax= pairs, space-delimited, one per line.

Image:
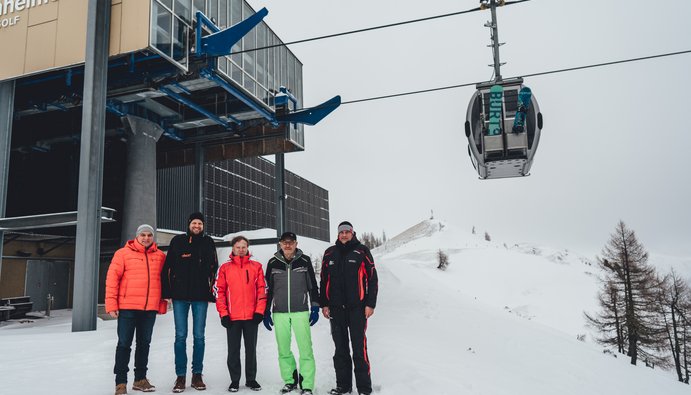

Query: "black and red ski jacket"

xmin=319 ymin=236 xmax=378 ymax=309
xmin=161 ymin=231 xmax=218 ymax=302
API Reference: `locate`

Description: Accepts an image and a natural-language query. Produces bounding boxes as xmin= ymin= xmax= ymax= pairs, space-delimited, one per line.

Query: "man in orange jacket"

xmin=215 ymin=235 xmax=267 ymax=392
xmin=106 ymin=224 xmax=167 ymax=395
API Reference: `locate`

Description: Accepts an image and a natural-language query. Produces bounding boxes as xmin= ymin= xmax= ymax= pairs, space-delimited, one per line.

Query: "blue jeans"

xmin=173 ymin=300 xmax=209 ymax=376
xmin=114 ymin=310 xmax=157 ymax=385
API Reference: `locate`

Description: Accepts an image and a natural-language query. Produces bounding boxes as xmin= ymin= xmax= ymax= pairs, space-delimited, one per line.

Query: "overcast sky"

xmin=246 ymin=0 xmax=691 ymax=258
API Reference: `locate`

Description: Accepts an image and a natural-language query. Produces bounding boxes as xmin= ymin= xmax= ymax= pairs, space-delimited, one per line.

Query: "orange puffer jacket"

xmin=215 ymin=254 xmax=267 ymax=321
xmin=105 ymin=239 xmax=166 ymax=313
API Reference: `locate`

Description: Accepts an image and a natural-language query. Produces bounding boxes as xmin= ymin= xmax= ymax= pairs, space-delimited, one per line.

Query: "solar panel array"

xmin=157 ymin=156 xmax=329 ymax=241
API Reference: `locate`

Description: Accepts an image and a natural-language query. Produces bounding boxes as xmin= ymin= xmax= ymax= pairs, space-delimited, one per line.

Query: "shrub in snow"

xmin=437 ymin=249 xmax=450 ymax=270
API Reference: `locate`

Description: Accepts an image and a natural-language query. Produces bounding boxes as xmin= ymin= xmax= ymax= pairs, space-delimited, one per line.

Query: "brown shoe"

xmin=173 ymin=376 xmax=186 ymax=393
xmin=191 ymin=373 xmax=206 ymax=390
xmin=115 ymin=383 xmax=128 ymax=395
xmin=132 ymin=378 xmax=156 ymax=392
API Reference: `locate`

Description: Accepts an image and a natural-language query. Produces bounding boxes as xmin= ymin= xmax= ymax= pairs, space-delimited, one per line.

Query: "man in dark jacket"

xmin=320 ymin=221 xmax=378 ymax=395
xmin=161 ymin=212 xmax=218 ymax=392
xmin=264 ymin=232 xmax=320 ymax=395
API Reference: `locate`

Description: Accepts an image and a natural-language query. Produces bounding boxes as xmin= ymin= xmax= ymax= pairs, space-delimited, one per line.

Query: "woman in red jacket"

xmin=215 ymin=235 xmax=267 ymax=392
xmin=105 ymin=224 xmax=167 ymax=395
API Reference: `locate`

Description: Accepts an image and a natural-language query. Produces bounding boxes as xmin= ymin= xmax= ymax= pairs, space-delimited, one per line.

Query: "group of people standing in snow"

xmin=105 ymin=213 xmax=378 ymax=395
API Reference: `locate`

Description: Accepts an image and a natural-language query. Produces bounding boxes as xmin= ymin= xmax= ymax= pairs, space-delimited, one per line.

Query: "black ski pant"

xmin=329 ymin=305 xmax=372 ymax=393
xmin=226 ymin=319 xmax=259 ymax=383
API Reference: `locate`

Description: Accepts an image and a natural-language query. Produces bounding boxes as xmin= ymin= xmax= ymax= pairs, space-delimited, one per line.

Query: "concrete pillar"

xmin=72 ymin=0 xmax=111 ymax=332
xmin=0 ymin=80 xmax=15 ymax=285
xmin=120 ymin=115 xmax=164 ymax=244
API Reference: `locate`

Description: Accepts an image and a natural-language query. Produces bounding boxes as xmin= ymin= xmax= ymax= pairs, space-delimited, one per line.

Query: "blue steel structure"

xmin=4 ymin=0 xmax=342 ymax=242
xmin=11 ymin=1 xmax=340 ymax=164
xmin=196 ymin=8 xmax=269 ymax=58
xmin=0 ymin=1 xmax=339 ymax=331
xmin=7 ymin=1 xmax=341 ymax=239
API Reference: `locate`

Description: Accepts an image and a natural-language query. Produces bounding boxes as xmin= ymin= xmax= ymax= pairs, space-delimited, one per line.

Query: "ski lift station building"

xmin=0 ymin=0 xmax=339 ymax=330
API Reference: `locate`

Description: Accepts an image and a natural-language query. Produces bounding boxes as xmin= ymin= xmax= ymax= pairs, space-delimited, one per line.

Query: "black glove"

xmin=252 ymin=313 xmax=263 ymax=324
xmin=221 ymin=315 xmax=231 ymax=328
xmin=263 ymin=312 xmax=274 ymax=331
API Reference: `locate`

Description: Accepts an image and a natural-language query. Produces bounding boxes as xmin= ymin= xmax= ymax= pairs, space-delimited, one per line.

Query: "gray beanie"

xmin=136 ymin=224 xmax=155 ymax=236
xmin=337 ymin=221 xmax=353 ymax=233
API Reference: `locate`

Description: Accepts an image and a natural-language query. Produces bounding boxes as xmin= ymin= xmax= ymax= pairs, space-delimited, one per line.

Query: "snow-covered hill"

xmin=0 ymin=220 xmax=688 ymax=394
xmin=376 ymin=220 xmax=600 ymax=339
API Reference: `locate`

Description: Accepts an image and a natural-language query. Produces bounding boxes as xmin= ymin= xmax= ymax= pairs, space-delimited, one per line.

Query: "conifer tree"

xmin=587 ymin=221 xmax=663 ymax=366
xmin=585 ymin=279 xmax=627 ymax=353
xmin=655 ymin=269 xmax=691 ymax=381
xmin=360 ymin=232 xmax=382 ymax=249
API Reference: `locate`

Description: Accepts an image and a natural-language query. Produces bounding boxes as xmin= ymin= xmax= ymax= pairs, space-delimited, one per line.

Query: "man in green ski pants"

xmin=263 ymin=231 xmax=321 ymax=395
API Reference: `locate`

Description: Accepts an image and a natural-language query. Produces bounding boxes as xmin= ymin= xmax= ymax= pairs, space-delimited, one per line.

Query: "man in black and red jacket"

xmin=320 ymin=221 xmax=378 ymax=395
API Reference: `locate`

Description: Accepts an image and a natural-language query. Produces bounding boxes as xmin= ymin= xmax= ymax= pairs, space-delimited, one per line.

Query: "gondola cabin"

xmin=465 ymin=78 xmax=543 ymax=179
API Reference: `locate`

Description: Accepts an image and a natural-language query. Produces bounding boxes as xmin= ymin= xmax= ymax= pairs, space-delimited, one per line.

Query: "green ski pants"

xmin=273 ymin=311 xmax=316 ymax=390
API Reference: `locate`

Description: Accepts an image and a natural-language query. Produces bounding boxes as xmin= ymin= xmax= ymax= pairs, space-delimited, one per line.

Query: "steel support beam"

xmin=275 ymin=153 xmax=286 ymax=237
xmin=72 ymin=0 xmax=111 ymax=332
xmin=200 ymin=69 xmax=276 ymax=124
xmin=194 ymin=143 xmax=204 ymax=213
xmin=160 ymin=86 xmax=240 ymax=127
xmin=488 ymin=0 xmax=503 ymax=80
xmin=0 ymin=208 xmax=115 ymax=231
xmin=0 ymin=80 xmax=15 ymax=287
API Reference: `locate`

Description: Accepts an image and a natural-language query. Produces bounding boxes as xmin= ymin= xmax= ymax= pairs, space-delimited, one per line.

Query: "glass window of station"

xmin=151 ymin=0 xmax=304 ymax=113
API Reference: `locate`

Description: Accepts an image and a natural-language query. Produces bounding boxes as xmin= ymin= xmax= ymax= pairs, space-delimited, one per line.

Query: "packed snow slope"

xmin=0 ymin=220 xmax=688 ymax=394
xmin=379 ymin=220 xmax=601 ymax=338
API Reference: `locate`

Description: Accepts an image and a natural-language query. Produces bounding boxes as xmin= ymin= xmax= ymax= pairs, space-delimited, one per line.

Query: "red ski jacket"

xmin=215 ymin=253 xmax=267 ymax=321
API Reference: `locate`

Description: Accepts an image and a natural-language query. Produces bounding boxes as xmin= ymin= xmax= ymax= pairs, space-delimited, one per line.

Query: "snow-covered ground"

xmin=1 ymin=220 xmax=689 ymax=394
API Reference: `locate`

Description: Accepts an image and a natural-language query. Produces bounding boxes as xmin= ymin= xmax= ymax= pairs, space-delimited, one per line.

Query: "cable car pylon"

xmin=465 ymin=0 xmax=544 ymax=179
